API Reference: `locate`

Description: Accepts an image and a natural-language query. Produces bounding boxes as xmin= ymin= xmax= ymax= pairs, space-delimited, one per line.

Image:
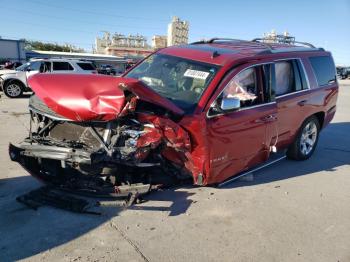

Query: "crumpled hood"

xmin=28 ymin=74 xmax=184 ymax=121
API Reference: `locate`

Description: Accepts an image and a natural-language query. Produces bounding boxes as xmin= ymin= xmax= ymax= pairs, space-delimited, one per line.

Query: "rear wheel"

xmin=287 ymin=116 xmax=320 ymax=160
xmin=4 ymin=81 xmax=24 ymax=98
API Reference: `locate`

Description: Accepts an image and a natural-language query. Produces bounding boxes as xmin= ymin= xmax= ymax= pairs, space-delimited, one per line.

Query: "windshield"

xmin=16 ymin=62 xmax=31 ymax=71
xmin=126 ymin=53 xmax=219 ymax=112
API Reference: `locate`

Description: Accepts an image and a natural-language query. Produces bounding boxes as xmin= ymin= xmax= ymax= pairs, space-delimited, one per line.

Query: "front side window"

xmin=126 ymin=53 xmax=219 ymax=112
xmin=28 ymin=61 xmax=42 ymax=71
xmin=16 ymin=62 xmax=30 ymax=71
xmin=222 ymin=67 xmax=259 ymax=108
xmin=53 ymin=62 xmax=74 ymax=71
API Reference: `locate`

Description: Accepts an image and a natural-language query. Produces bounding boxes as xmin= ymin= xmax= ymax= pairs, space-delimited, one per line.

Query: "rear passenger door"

xmin=274 ymin=59 xmax=311 ymax=148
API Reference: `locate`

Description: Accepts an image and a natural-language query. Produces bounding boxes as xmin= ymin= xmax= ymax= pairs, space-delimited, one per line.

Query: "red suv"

xmin=9 ymin=39 xmax=338 ymax=195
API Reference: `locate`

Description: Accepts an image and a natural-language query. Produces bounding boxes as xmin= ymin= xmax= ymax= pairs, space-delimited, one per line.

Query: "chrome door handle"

xmin=298 ymin=100 xmax=307 ymax=106
xmin=260 ymin=115 xmax=276 ymax=122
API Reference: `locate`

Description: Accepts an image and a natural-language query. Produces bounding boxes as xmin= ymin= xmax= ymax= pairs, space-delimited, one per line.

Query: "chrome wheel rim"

xmin=6 ymin=84 xmax=21 ymax=97
xmin=300 ymin=122 xmax=317 ymax=155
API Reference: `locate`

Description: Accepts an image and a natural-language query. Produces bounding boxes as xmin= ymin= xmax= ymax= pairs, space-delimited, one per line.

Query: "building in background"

xmin=261 ymin=30 xmax=295 ymax=44
xmin=152 ymin=35 xmax=167 ymax=49
xmin=0 ymin=38 xmax=26 ymax=63
xmin=94 ymin=16 xmax=189 ymax=58
xmin=167 ymin=16 xmax=189 ymax=46
xmin=95 ymin=32 xmax=153 ymax=58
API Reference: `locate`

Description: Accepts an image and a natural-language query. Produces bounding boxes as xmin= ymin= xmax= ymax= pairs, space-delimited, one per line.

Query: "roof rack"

xmin=252 ymin=38 xmax=316 ymax=48
xmin=191 ymin=38 xmax=274 ymax=51
xmin=190 ymin=38 xmax=323 ymax=55
xmin=190 ymin=38 xmax=240 ymax=44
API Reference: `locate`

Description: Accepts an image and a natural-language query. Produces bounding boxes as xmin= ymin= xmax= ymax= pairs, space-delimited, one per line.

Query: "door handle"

xmin=259 ymin=115 xmax=276 ymax=123
xmin=298 ymin=100 xmax=307 ymax=106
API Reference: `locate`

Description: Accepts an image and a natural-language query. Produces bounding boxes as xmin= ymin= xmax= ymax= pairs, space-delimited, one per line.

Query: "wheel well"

xmin=313 ymin=112 xmax=325 ymax=129
xmin=4 ymin=79 xmax=25 ymax=89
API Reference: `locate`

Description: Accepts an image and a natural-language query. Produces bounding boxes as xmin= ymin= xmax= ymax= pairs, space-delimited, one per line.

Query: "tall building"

xmin=167 ymin=16 xmax=189 ymax=46
xmin=152 ymin=35 xmax=167 ymax=49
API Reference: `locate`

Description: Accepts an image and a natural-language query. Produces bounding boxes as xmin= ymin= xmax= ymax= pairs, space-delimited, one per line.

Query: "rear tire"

xmin=4 ymin=80 xmax=24 ymax=98
xmin=287 ymin=116 xmax=320 ymax=160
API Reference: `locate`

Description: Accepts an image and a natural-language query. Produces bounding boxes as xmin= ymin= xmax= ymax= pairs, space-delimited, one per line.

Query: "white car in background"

xmin=0 ymin=58 xmax=97 ymax=98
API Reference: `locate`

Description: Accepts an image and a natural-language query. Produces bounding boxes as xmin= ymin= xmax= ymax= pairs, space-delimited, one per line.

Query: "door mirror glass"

xmin=220 ymin=97 xmax=240 ymax=111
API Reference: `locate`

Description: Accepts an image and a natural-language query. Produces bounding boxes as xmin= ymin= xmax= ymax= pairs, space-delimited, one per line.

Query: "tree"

xmin=25 ymin=40 xmax=85 ymax=53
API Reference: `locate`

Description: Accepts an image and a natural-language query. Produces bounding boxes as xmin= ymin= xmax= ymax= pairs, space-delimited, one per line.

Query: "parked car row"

xmin=337 ymin=66 xmax=350 ymax=79
xmin=0 ymin=58 xmax=137 ymax=98
xmin=0 ymin=58 xmax=97 ymax=98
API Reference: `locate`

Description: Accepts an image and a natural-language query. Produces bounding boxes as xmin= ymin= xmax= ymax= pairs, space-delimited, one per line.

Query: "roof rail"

xmin=293 ymin=41 xmax=316 ymax=48
xmin=190 ymin=38 xmax=242 ymax=44
xmin=250 ymin=38 xmax=274 ymax=51
xmin=190 ymin=38 xmax=323 ymax=55
xmin=192 ymin=38 xmax=274 ymax=51
xmin=252 ymin=38 xmax=316 ymax=49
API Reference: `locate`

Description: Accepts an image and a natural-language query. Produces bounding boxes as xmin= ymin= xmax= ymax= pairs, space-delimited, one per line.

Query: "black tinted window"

xmin=53 ymin=62 xmax=74 ymax=71
xmin=309 ymin=56 xmax=336 ymax=86
xmin=77 ymin=63 xmax=95 ymax=70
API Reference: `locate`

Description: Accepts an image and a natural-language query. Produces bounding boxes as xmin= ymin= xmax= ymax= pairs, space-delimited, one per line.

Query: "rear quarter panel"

xmin=301 ymin=56 xmax=338 ymax=128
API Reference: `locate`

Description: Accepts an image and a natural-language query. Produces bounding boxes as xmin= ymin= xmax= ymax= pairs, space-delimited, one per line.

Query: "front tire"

xmin=287 ymin=116 xmax=320 ymax=160
xmin=4 ymin=81 xmax=24 ymax=98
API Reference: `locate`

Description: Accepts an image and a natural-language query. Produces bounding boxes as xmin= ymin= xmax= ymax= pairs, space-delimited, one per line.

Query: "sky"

xmin=1 ymin=0 xmax=349 ymax=65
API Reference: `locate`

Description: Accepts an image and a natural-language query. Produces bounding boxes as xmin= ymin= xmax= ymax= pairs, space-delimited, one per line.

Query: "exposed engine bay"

xmin=9 ymin=74 xmax=202 ymax=200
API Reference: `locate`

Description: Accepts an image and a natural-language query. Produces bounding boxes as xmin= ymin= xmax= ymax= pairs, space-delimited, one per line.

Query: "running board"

xmin=218 ymin=153 xmax=287 ymax=188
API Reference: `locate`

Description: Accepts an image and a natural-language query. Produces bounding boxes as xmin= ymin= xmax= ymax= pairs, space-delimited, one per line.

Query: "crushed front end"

xmin=9 ymin=74 xmax=200 ymax=197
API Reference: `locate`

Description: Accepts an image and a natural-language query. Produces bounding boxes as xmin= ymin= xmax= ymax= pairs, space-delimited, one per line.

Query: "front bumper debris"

xmin=9 ymin=142 xmax=91 ymax=164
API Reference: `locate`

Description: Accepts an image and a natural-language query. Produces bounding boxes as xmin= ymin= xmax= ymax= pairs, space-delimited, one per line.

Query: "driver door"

xmin=206 ymin=64 xmax=277 ymax=184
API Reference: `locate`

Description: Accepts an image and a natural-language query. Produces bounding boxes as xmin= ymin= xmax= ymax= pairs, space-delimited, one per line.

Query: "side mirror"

xmin=220 ymin=97 xmax=240 ymax=111
xmin=26 ymin=67 xmax=31 ymax=72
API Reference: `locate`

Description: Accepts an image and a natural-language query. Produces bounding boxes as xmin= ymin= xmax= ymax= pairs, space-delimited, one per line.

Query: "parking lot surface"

xmin=0 ymin=81 xmax=349 ymax=262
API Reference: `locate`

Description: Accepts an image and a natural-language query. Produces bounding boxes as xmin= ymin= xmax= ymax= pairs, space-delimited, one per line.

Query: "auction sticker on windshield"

xmin=184 ymin=69 xmax=210 ymax=80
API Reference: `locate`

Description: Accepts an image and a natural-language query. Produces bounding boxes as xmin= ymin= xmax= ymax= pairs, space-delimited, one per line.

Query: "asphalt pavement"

xmin=0 ymin=81 xmax=349 ymax=262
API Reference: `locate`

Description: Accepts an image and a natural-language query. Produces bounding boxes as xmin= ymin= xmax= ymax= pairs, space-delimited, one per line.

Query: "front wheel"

xmin=4 ymin=81 xmax=24 ymax=98
xmin=287 ymin=116 xmax=320 ymax=160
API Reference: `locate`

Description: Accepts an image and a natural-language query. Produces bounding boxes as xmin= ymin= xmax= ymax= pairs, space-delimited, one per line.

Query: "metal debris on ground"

xmin=16 ymin=183 xmax=153 ymax=214
xmin=16 ymin=186 xmax=101 ymax=215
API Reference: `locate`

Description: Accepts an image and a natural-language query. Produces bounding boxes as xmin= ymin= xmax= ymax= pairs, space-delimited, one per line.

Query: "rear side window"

xmin=275 ymin=61 xmax=295 ymax=96
xmin=309 ymin=56 xmax=336 ymax=86
xmin=274 ymin=59 xmax=308 ymax=96
xmin=53 ymin=62 xmax=74 ymax=71
xmin=77 ymin=63 xmax=95 ymax=70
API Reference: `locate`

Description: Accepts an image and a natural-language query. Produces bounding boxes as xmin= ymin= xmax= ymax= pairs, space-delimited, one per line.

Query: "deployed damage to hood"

xmin=9 ymin=74 xmax=202 ymax=200
xmin=27 ymin=74 xmax=184 ymax=121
